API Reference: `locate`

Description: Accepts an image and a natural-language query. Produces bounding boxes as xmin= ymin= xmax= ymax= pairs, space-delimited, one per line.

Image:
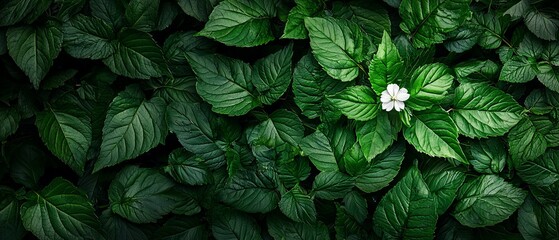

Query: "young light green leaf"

xmin=517 ymin=149 xmax=559 ymax=187
xmin=508 ymin=117 xmax=547 ymax=168
xmin=251 ymin=109 xmax=304 ymax=147
xmin=499 ymin=56 xmax=538 ymax=83
xmin=36 ymin=95 xmax=92 ymax=174
xmin=406 ymin=63 xmax=454 ymax=111
xmin=468 ymin=138 xmax=506 ymax=174
xmin=355 ymin=141 xmax=405 ymax=193
xmin=373 ymin=165 xmax=438 ymax=239
xmin=164 ymin=149 xmax=212 ymax=186
xmin=218 ymin=169 xmax=279 ymax=213
xmin=292 ymin=53 xmax=351 ymax=120
xmin=211 ymin=208 xmax=262 ymax=240
xmin=0 ymin=0 xmax=39 ymax=26
xmin=328 ymin=86 xmax=379 ymax=121
xmin=186 ymin=52 xmax=260 ymax=116
xmin=399 ymin=0 xmax=471 ymax=48
xmin=95 ymin=86 xmax=167 ymax=172
xmin=166 ymin=102 xmax=225 ymax=169
xmin=524 ymin=8 xmax=559 ymax=41
xmin=103 ymin=29 xmax=166 ymax=79
xmin=197 ymin=0 xmax=276 ymax=47
xmin=369 ymin=31 xmax=403 ymax=95
xmin=21 ymin=178 xmax=102 ymax=239
xmin=356 ymin=111 xmax=396 ymax=161
xmin=177 ymin=0 xmax=219 ymax=22
xmin=125 ymin=0 xmax=159 ymax=32
xmin=63 ymin=14 xmax=115 ymax=59
xmin=300 ymin=130 xmax=339 ymax=172
xmin=109 ymin=166 xmax=176 ymax=223
xmin=100 ymin=209 xmax=149 ymax=240
xmin=404 ymin=107 xmax=468 ymax=164
xmin=451 ymin=82 xmax=524 ymax=138
xmin=452 ymin=175 xmax=527 ymax=227
xmin=282 ymin=0 xmax=324 ymax=39
xmin=305 ymin=17 xmax=366 ymax=82
xmin=253 ymin=44 xmax=293 ymax=105
xmin=7 ymin=22 xmax=63 ymax=89
xmin=279 ymin=184 xmax=316 ymax=224
xmin=311 ymin=171 xmax=354 ymax=200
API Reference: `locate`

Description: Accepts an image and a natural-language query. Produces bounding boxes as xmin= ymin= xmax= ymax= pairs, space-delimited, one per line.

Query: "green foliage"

xmin=1 ymin=0 xmax=558 ymax=239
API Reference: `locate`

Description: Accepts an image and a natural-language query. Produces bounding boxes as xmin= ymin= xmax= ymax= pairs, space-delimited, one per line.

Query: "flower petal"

xmin=380 ymin=91 xmax=391 ymax=103
xmin=386 ymin=84 xmax=399 ymax=97
xmin=396 ymin=88 xmax=410 ymax=101
xmin=394 ymin=101 xmax=405 ymax=112
xmin=382 ymin=101 xmax=394 ymax=111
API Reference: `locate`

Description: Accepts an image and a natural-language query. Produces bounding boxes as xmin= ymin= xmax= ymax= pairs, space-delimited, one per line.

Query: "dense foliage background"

xmin=1 ymin=0 xmax=559 ymax=239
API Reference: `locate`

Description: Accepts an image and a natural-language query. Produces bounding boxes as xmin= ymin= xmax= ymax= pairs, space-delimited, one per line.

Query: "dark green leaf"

xmin=267 ymin=214 xmax=329 ymax=240
xmin=21 ymin=178 xmax=102 ymax=239
xmin=508 ymin=117 xmax=547 ymax=168
xmin=0 ymin=107 xmax=20 ymax=141
xmin=373 ymin=165 xmax=437 ymax=239
xmin=524 ymin=8 xmax=559 ymax=41
xmin=499 ymin=56 xmax=537 ymax=83
xmin=300 ymin=130 xmax=339 ymax=171
xmin=355 ymin=141 xmax=405 ymax=193
xmin=211 ymin=208 xmax=262 ymax=240
xmin=279 ymin=184 xmax=316 ymax=224
xmin=7 ymin=22 xmax=63 ymax=89
xmin=473 ymin=12 xmax=508 ymax=49
xmin=100 ymin=209 xmax=148 ymax=240
xmin=219 ymin=168 xmax=279 ymax=213
xmin=197 ymin=0 xmax=276 ymax=47
xmin=356 ymin=111 xmax=397 ymax=161
xmin=251 ymin=109 xmax=304 ymax=147
xmin=63 ymin=14 xmax=115 ymax=60
xmin=0 ymin=0 xmax=39 ymax=26
xmin=164 ymin=149 xmax=212 ymax=186
xmin=177 ymin=0 xmax=219 ymax=22
xmin=421 ymin=160 xmax=466 ymax=215
xmin=311 ymin=171 xmax=353 ymax=200
xmin=0 ymin=188 xmax=25 ymax=240
xmin=153 ymin=76 xmax=201 ymax=103
xmin=253 ymin=44 xmax=293 ymax=105
xmin=343 ymin=191 xmax=368 ymax=223
xmin=125 ymin=0 xmax=159 ymax=32
xmin=155 ymin=216 xmax=208 ymax=240
xmin=94 ymin=86 xmax=167 ymax=172
xmin=517 ymin=149 xmax=559 ymax=187
xmin=90 ymin=0 xmax=125 ymax=28
xmin=282 ymin=0 xmax=324 ymax=39
xmin=452 ymin=175 xmax=527 ymax=227
xmin=468 ymin=138 xmax=507 ymax=174
xmin=109 ymin=166 xmax=176 ymax=223
xmin=537 ymin=67 xmax=559 ymax=93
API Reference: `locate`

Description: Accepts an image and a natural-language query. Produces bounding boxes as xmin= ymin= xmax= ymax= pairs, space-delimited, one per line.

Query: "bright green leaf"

xmin=355 ymin=141 xmax=405 ymax=193
xmin=369 ymin=31 xmax=403 ymax=95
xmin=468 ymin=138 xmax=506 ymax=174
xmin=282 ymin=0 xmax=324 ymax=39
xmin=251 ymin=109 xmax=304 ymax=147
xmin=499 ymin=56 xmax=538 ymax=83
xmin=406 ymin=63 xmax=454 ymax=111
xmin=508 ymin=117 xmax=547 ymax=168
xmin=328 ymin=86 xmax=379 ymax=121
xmin=356 ymin=111 xmax=396 ymax=161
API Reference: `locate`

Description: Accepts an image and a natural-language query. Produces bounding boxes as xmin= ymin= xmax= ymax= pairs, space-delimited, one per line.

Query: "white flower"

xmin=380 ymin=84 xmax=410 ymax=112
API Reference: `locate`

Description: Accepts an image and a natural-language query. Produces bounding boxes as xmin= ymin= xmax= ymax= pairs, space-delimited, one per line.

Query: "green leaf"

xmin=219 ymin=168 xmax=279 ymax=213
xmin=125 ymin=0 xmax=159 ymax=32
xmin=399 ymin=0 xmax=471 ymax=48
xmin=421 ymin=160 xmax=466 ymax=215
xmin=444 ymin=23 xmax=480 ymax=53
xmin=0 ymin=188 xmax=25 ymax=239
xmin=0 ymin=107 xmax=20 ymax=141
xmin=211 ymin=208 xmax=262 ymax=240
xmin=251 ymin=109 xmax=304 ymax=147
xmin=153 ymin=76 xmax=201 ymax=103
xmin=473 ymin=12 xmax=508 ymax=49
xmin=156 ymin=1 xmax=179 ymax=31
xmin=23 ymin=0 xmax=52 ymax=23
xmin=518 ymin=34 xmax=545 ymax=59
xmin=355 ymin=141 xmax=405 ymax=193
xmin=508 ymin=117 xmax=547 ymax=168
xmin=406 ymin=63 xmax=454 ymax=111
xmin=525 ymin=89 xmax=553 ymax=115
xmin=356 ymin=111 xmax=397 ymax=161
xmin=537 ymin=67 xmax=559 ymax=93
xmin=282 ymin=0 xmax=324 ymax=39
xmin=164 ymin=149 xmax=212 ymax=186
xmin=524 ymin=8 xmax=559 ymax=41
xmin=52 ymin=0 xmax=87 ymax=22
xmin=369 ymin=31 xmax=403 ymax=95
xmin=0 ymin=0 xmax=39 ymax=26
xmin=186 ymin=52 xmax=260 ymax=116
xmin=343 ymin=191 xmax=368 ymax=223
xmin=543 ymin=42 xmax=559 ymax=66
xmin=197 ymin=0 xmax=276 ymax=47
xmin=90 ymin=0 xmax=126 ymax=29
xmin=103 ymin=29 xmax=166 ymax=79
xmin=454 ymin=59 xmax=499 ymax=83
xmin=347 ymin=5 xmax=391 ymax=44
xmin=305 ymin=17 xmax=366 ymax=82
xmin=499 ymin=56 xmax=538 ymax=83
xmin=6 ymin=142 xmax=46 ymax=189
xmin=517 ymin=149 xmax=559 ymax=187
xmin=404 ymin=107 xmax=467 ymax=164
xmin=7 ymin=22 xmax=63 ymax=89
xmin=109 ymin=166 xmax=176 ymax=223
xmin=468 ymin=138 xmax=506 ymax=174
xmin=292 ymin=53 xmax=351 ymax=119
xmin=166 ymin=102 xmax=226 ymax=169
xmin=335 ymin=205 xmax=366 ymax=240
xmin=451 ymin=83 xmax=524 ymax=138
xmin=268 ymin=214 xmax=329 ymax=240
xmin=21 ymin=178 xmax=102 ymax=239
xmin=311 ymin=171 xmax=353 ymax=200
xmin=36 ymin=95 xmax=92 ymax=174
xmin=373 ymin=165 xmax=438 ymax=239
xmin=177 ymin=0 xmax=219 ymax=22
xmin=94 ymin=86 xmax=167 ymax=172
xmin=504 ymin=0 xmax=530 ymax=21
xmin=328 ymin=86 xmax=379 ymax=121
xmin=452 ymin=175 xmax=527 ymax=227
xmin=518 ymin=196 xmax=545 ymax=240
xmin=100 ymin=209 xmax=148 ymax=240
xmin=279 ymin=184 xmax=316 ymax=224
xmin=300 ymin=130 xmax=339 ymax=171
xmin=253 ymin=44 xmax=293 ymax=105
xmin=155 ymin=216 xmax=208 ymax=240
xmin=63 ymin=14 xmax=115 ymax=60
